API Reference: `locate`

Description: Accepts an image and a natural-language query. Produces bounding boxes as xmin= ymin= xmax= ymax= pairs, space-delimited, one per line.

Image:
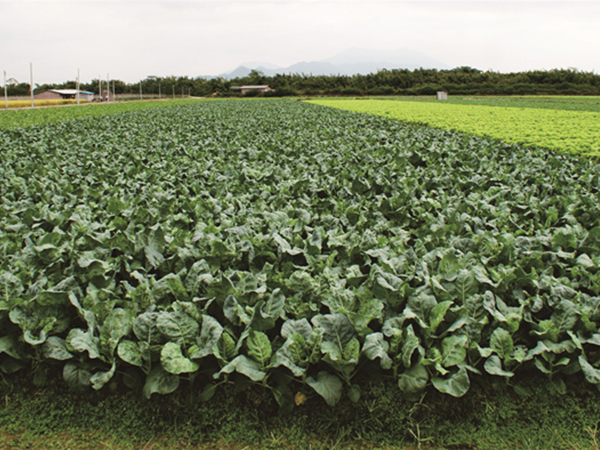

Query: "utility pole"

xmin=112 ymin=80 xmax=115 ymax=102
xmin=30 ymin=63 xmax=34 ymax=108
xmin=3 ymin=71 xmax=7 ymax=108
xmin=172 ymin=85 xmax=175 ymax=99
xmin=107 ymin=73 xmax=110 ymax=103
xmin=76 ymin=68 xmax=80 ymax=105
xmin=139 ymin=82 xmax=142 ymax=100
xmin=158 ymin=83 xmax=161 ymax=99
xmin=98 ymin=76 xmax=101 ymax=101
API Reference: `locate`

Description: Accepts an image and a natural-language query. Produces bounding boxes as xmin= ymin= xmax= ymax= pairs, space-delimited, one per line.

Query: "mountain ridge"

xmin=199 ymin=48 xmax=449 ymax=80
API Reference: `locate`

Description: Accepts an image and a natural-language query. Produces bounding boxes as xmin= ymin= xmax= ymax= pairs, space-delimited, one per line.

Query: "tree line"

xmin=5 ymin=67 xmax=600 ymax=98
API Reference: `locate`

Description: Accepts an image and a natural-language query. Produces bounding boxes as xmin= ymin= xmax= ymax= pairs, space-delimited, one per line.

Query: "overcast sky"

xmin=1 ymin=0 xmax=599 ymax=84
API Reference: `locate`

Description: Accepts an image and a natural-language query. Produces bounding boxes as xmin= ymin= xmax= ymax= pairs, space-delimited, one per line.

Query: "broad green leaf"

xmin=66 ymin=329 xmax=101 ymax=359
xmin=101 ymin=308 xmax=135 ymax=354
xmin=144 ymin=238 xmax=165 ymax=269
xmin=362 ymin=332 xmax=392 ymax=370
xmin=156 ymin=311 xmax=199 ymax=343
xmin=429 ymin=300 xmax=453 ymax=334
xmin=117 ymin=340 xmax=144 ymax=367
xmin=223 ymin=295 xmax=249 ymax=326
xmin=551 ymin=300 xmax=578 ymax=333
xmin=343 ymin=338 xmax=360 ymax=362
xmin=312 ymin=313 xmax=357 ymax=350
xmin=262 ymin=288 xmax=285 ymax=319
xmin=484 ymin=355 xmax=514 ymax=377
xmin=192 ymin=315 xmax=223 ymax=359
xmin=0 ymin=272 xmax=24 ymax=303
xmin=0 ymin=335 xmax=24 ymax=360
xmin=270 ymin=341 xmax=306 ymax=377
xmin=382 ymin=316 xmax=408 ymax=337
xmin=401 ymin=326 xmax=422 ymax=368
xmin=42 ymin=336 xmax=73 ymax=361
xmin=490 ymin=328 xmax=514 ymax=362
xmin=247 ymin=331 xmax=272 ymax=367
xmin=215 ymin=332 xmax=237 ymax=361
xmin=439 ymin=252 xmax=460 ymax=280
xmin=216 ymin=354 xmax=266 ymax=382
xmin=165 ymin=274 xmax=190 ymax=301
xmin=161 ymin=342 xmax=199 ymax=374
xmin=432 ymin=367 xmax=470 ymax=397
xmin=133 ymin=312 xmax=163 ymax=345
xmin=281 ymin=318 xmax=313 ymax=340
xmin=455 ymin=270 xmax=478 ymax=303
xmin=579 ymin=355 xmax=600 ymax=384
xmin=533 ymin=358 xmax=552 ymax=375
xmin=24 ymin=329 xmax=48 ymax=345
xmin=307 ymin=229 xmax=322 ymax=255
xmin=397 ymin=363 xmax=429 ymax=396
xmin=90 ymin=362 xmax=117 ymax=390
xmin=306 ymin=371 xmax=343 ymax=406
xmin=440 ymin=335 xmax=467 ymax=367
xmin=103 ymin=308 xmax=134 ymax=340
xmin=143 ymin=366 xmax=180 ymax=399
xmin=249 ymin=290 xmax=285 ymax=331
xmin=406 ymin=291 xmax=437 ymax=323
xmin=63 ymin=362 xmax=92 ymax=389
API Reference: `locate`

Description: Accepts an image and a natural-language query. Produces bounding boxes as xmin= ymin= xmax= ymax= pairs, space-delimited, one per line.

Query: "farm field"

xmin=437 ymin=95 xmax=600 ymax=112
xmin=0 ymin=99 xmax=90 ymax=110
xmin=2 ymin=99 xmax=600 ymax=448
xmin=358 ymin=95 xmax=600 ymax=113
xmin=0 ymin=98 xmax=202 ymax=130
xmin=308 ymin=98 xmax=600 ymax=156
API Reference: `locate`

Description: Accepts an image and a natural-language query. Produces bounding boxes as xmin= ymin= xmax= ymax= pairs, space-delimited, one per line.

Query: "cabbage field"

xmin=1 ymin=99 xmax=600 ymax=411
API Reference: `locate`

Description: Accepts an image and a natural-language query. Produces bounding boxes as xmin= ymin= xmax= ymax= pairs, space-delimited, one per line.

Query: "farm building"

xmin=34 ymin=89 xmax=95 ymax=101
xmin=230 ymin=85 xmax=274 ymax=95
xmin=99 ymin=90 xmax=114 ymax=102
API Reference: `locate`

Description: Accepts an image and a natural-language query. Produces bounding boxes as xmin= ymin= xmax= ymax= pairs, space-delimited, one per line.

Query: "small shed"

xmin=34 ymin=89 xmax=95 ymax=101
xmin=99 ymin=90 xmax=114 ymax=102
xmin=230 ymin=85 xmax=274 ymax=95
xmin=436 ymin=91 xmax=448 ymax=100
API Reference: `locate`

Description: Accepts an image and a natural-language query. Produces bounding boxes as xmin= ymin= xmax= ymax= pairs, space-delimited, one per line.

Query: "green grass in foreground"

xmin=1 ymin=372 xmax=600 ymax=449
xmin=0 ymin=98 xmax=203 ymax=130
xmin=308 ymin=98 xmax=600 ymax=155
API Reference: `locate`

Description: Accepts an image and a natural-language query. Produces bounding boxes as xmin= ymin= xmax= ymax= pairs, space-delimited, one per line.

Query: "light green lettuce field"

xmin=308 ymin=99 xmax=600 ymax=156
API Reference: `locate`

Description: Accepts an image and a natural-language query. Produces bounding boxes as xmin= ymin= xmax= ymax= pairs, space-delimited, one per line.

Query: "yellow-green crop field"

xmin=0 ymin=99 xmax=88 ymax=109
xmin=308 ymin=99 xmax=600 ymax=156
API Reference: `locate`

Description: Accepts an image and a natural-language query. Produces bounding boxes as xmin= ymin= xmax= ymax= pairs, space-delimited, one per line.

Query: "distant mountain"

xmin=200 ymin=48 xmax=448 ymax=80
xmin=240 ymin=61 xmax=282 ymax=71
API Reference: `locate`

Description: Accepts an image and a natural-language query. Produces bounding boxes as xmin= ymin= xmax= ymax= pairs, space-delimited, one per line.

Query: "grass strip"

xmin=0 ymin=98 xmax=203 ymax=130
xmin=1 ymin=372 xmax=599 ymax=450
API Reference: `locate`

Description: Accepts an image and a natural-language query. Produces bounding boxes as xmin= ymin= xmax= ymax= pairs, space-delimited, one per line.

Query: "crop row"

xmin=0 ymin=98 xmax=202 ymax=131
xmin=401 ymin=95 xmax=600 ymax=113
xmin=310 ymin=99 xmax=600 ymax=156
xmin=1 ymin=100 xmax=600 ymax=408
